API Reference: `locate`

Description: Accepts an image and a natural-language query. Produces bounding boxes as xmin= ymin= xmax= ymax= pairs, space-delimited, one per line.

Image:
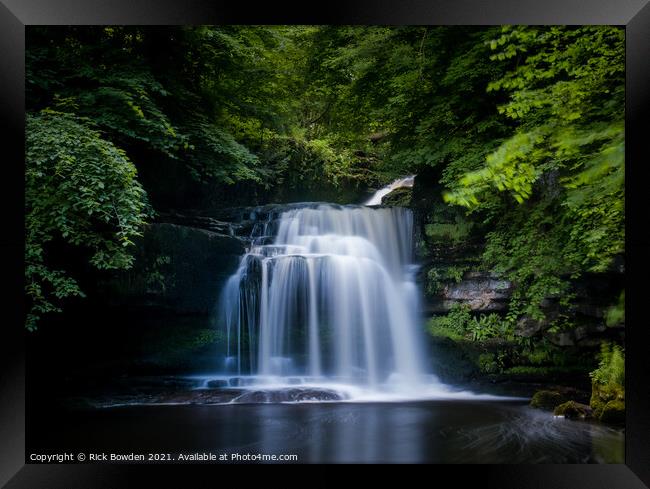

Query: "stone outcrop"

xmin=428 ymin=271 xmax=513 ymax=313
xmin=103 ymin=222 xmax=245 ymax=315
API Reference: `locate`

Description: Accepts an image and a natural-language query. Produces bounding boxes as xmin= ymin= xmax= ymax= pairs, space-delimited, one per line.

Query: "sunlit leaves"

xmin=445 ymin=25 xmax=624 ymax=318
xmin=444 ymin=130 xmax=545 ymax=206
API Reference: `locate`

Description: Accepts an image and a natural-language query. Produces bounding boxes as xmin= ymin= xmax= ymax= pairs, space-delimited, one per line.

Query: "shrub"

xmin=590 ymin=342 xmax=625 ymax=387
xmin=589 ymin=341 xmax=625 ymax=422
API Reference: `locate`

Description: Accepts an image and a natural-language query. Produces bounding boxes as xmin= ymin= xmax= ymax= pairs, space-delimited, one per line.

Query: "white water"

xmin=220 ymin=203 xmax=429 ymax=391
xmin=364 ymin=175 xmax=415 ymax=206
xmin=218 ymin=202 xmax=514 ymax=401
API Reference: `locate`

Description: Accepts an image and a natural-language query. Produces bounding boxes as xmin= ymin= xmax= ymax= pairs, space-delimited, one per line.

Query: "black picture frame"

xmin=1 ymin=1 xmax=648 ymax=486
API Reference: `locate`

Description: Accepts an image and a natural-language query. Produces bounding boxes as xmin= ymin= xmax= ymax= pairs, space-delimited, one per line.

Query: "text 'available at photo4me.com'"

xmin=29 ymin=452 xmax=299 ymax=463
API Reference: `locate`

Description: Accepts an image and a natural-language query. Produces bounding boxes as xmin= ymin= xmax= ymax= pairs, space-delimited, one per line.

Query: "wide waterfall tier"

xmin=219 ymin=204 xmax=426 ymax=388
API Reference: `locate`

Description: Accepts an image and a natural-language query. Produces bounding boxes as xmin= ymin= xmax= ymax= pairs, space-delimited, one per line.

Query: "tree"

xmin=26 ymin=111 xmax=150 ymax=330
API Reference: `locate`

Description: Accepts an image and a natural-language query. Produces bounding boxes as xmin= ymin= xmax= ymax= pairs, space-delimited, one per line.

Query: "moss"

xmin=427 ymin=322 xmax=466 ymax=342
xmin=426 ymin=265 xmax=469 ymax=296
xmin=478 ymin=352 xmax=499 ymax=374
xmin=415 ymin=239 xmax=431 ymax=258
xmin=523 ymin=347 xmax=552 ymax=365
xmin=530 ymin=390 xmax=568 ymax=410
xmin=604 ymin=290 xmax=625 ymax=327
xmin=426 ymin=310 xmax=596 ymax=386
xmin=590 ymin=381 xmax=624 ymax=419
xmin=504 ymin=365 xmax=590 ymax=376
xmin=140 ymin=325 xmax=225 ymax=368
xmin=381 ymin=187 xmax=412 ymax=207
xmin=427 ymin=306 xmax=473 ymax=339
xmin=599 ymin=399 xmax=625 ymax=424
xmin=424 ymin=219 xmax=473 ymax=244
xmin=554 ymin=401 xmax=592 ymax=419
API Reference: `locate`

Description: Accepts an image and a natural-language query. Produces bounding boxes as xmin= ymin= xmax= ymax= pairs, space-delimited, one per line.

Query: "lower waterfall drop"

xmin=219 ymin=203 xmax=430 ymax=394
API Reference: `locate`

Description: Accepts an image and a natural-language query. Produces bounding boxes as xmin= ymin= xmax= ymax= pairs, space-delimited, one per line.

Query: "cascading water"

xmin=364 ymin=175 xmax=415 ymax=206
xmin=219 ymin=203 xmax=429 ymax=393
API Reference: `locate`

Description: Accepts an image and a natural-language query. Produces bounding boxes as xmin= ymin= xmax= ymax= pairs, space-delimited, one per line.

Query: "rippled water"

xmin=31 ymin=400 xmax=624 ymax=463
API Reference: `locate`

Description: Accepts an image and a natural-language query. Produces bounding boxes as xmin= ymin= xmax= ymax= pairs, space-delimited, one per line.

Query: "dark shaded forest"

xmin=26 ymin=26 xmax=625 ymax=422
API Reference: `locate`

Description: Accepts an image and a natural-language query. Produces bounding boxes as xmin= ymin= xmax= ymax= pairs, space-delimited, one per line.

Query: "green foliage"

xmin=428 ymin=307 xmax=595 ymax=379
xmin=256 ymin=134 xmax=359 ymax=193
xmin=427 ymin=305 xmax=514 ymax=342
xmin=478 ymin=352 xmax=500 ymax=374
xmin=443 ymin=25 xmax=624 ymax=322
xmin=26 ymin=26 xmax=299 ymax=187
xmin=425 ymin=265 xmax=468 ymax=296
xmin=605 ymin=290 xmax=625 ymax=327
xmin=590 ymin=342 xmax=625 ymax=387
xmin=482 ymin=199 xmax=575 ymax=321
xmin=25 ymin=26 xmax=371 ymax=329
xmin=506 ymin=365 xmax=583 ymax=376
xmin=299 ymin=25 xmax=624 ymax=332
xmin=145 ymin=255 xmax=173 ymax=293
xmin=141 ymin=325 xmax=225 ymax=368
xmin=428 ymin=304 xmax=473 ymax=337
xmin=589 ymin=342 xmax=625 ymax=421
xmin=309 ymin=27 xmax=512 ymax=180
xmin=467 ymin=313 xmax=514 ymax=341
xmin=424 ymin=219 xmax=473 ymax=244
xmin=25 ymin=25 xmax=625 ymax=338
xmin=26 ymin=111 xmax=150 ymax=330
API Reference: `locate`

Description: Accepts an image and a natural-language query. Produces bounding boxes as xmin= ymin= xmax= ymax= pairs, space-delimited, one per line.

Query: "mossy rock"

xmin=554 ymin=401 xmax=593 ymax=419
xmin=599 ymin=399 xmax=625 ymax=424
xmin=590 ymin=381 xmax=624 ymax=419
xmin=382 ymin=187 xmax=413 ymax=207
xmin=530 ymin=390 xmax=568 ymax=410
xmin=424 ymin=220 xmax=473 ymax=245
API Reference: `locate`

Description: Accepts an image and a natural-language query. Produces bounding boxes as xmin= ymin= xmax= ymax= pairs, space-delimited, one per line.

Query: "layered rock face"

xmin=103 ymin=222 xmax=245 ymax=315
xmin=404 ymin=167 xmax=623 ymax=346
xmin=429 ymin=271 xmax=512 ymax=313
xmin=101 ymin=204 xmax=324 ymax=315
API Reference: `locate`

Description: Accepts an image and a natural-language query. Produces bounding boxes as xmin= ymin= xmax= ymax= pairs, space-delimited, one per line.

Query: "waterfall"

xmin=219 ymin=203 xmax=427 ymax=391
xmin=364 ymin=175 xmax=415 ymax=206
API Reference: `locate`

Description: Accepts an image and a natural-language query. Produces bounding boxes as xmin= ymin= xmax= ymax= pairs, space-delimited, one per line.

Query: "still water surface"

xmin=33 ymin=400 xmax=623 ymax=463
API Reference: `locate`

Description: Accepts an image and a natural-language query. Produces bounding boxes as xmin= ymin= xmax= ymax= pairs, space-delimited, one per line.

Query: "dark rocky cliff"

xmin=101 ymin=223 xmax=245 ymax=316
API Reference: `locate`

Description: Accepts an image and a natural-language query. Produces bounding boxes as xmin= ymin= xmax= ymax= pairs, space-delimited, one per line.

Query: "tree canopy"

xmin=25 ymin=25 xmax=624 ymax=329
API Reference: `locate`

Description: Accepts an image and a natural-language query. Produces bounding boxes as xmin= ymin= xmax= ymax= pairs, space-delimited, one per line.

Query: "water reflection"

xmin=195 ymin=400 xmax=623 ymax=463
xmin=34 ymin=400 xmax=623 ymax=463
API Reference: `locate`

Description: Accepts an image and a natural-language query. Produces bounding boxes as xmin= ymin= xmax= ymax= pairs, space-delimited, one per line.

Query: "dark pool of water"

xmin=28 ymin=399 xmax=623 ymax=463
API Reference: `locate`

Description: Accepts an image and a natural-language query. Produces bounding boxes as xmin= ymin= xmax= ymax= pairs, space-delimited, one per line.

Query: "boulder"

xmin=554 ymin=401 xmax=593 ymax=419
xmin=590 ymin=381 xmax=625 ymax=421
xmin=231 ymin=388 xmax=346 ymax=404
xmin=439 ymin=272 xmax=513 ymax=312
xmin=515 ymin=316 xmax=545 ymax=337
xmin=599 ymin=399 xmax=625 ymax=424
xmin=382 ymin=187 xmax=413 ymax=207
xmin=530 ymin=390 xmax=568 ymax=410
